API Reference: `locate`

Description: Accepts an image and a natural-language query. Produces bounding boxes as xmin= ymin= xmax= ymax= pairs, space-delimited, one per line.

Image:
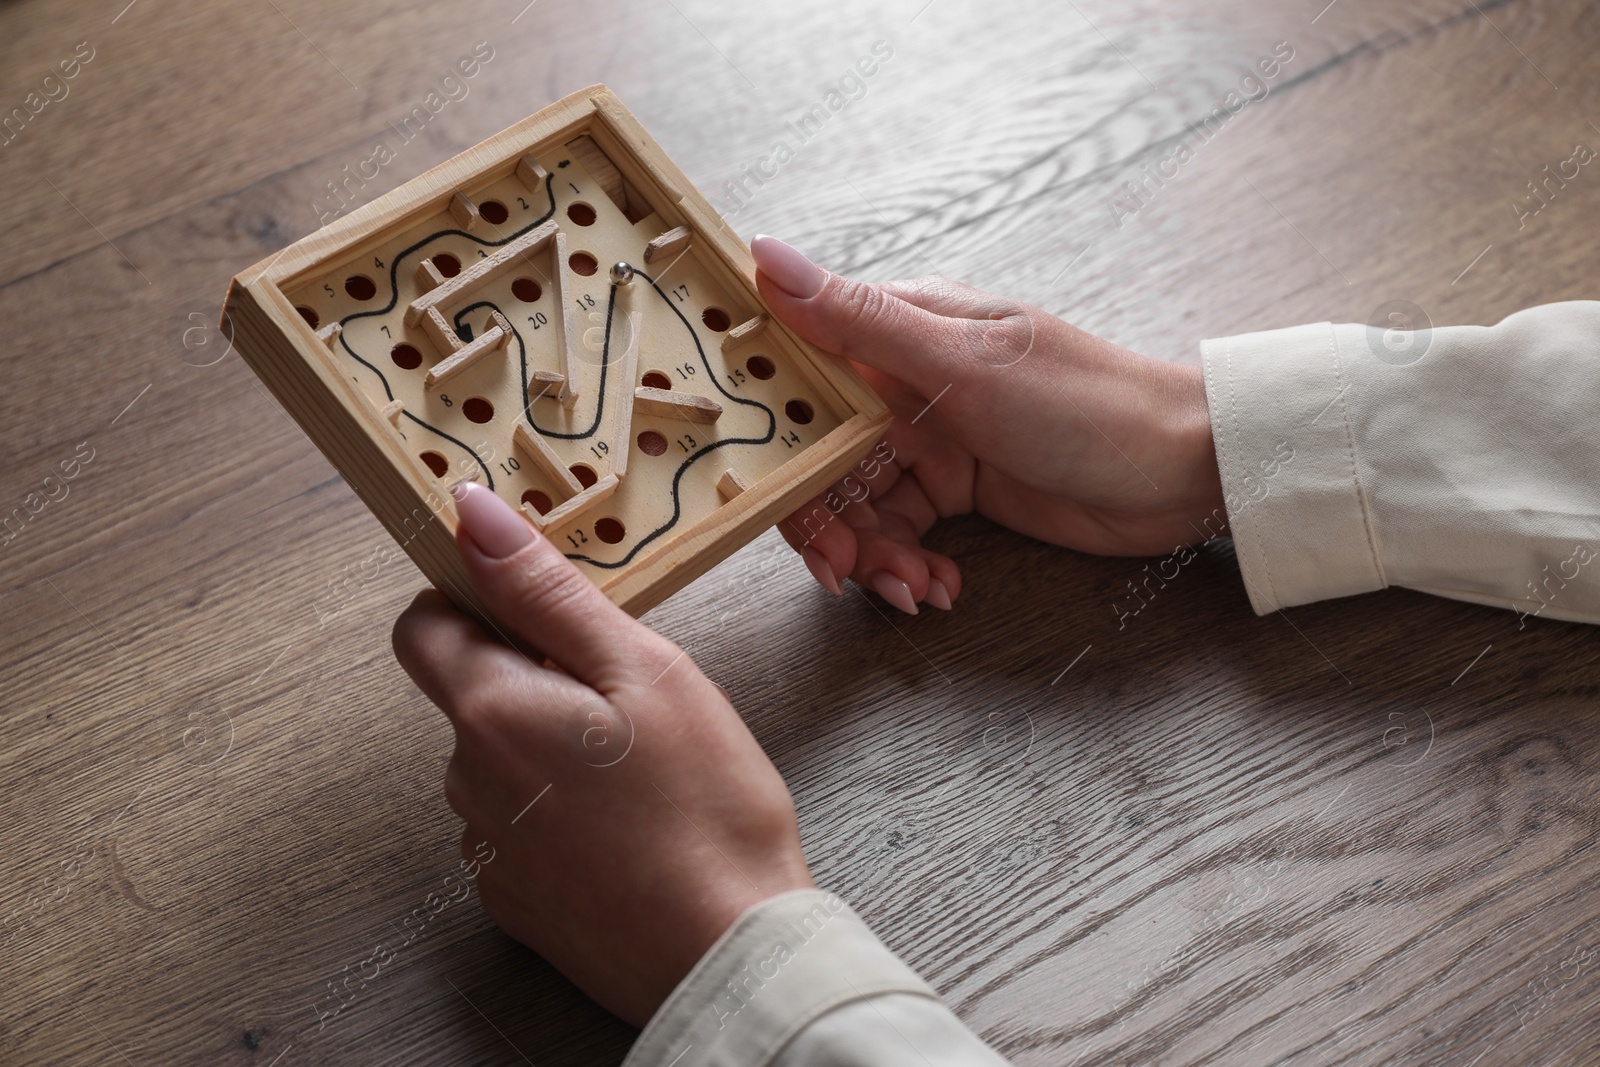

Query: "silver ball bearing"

xmin=609 ymin=261 xmax=636 ymax=286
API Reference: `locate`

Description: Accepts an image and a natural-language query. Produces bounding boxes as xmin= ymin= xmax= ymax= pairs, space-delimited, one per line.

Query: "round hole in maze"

xmin=594 ymin=517 xmax=626 ymax=544
xmin=390 ymin=343 xmax=422 ymax=370
xmin=433 ymin=253 xmax=462 ymax=278
xmin=701 ymin=306 xmax=731 ymax=332
xmin=569 ymin=251 xmax=598 ymax=276
xmin=569 ymin=463 xmax=598 ymax=488
xmin=521 ymin=489 xmax=552 ymax=514
xmin=295 ymin=305 xmax=320 ymax=329
xmin=636 ymin=429 xmax=668 ymax=456
xmin=784 ymin=398 xmax=815 ymax=425
xmin=746 ymin=354 xmax=775 ymax=380
xmin=344 ymin=274 xmax=377 ymax=301
xmin=420 ymin=451 xmax=450 ymax=478
xmin=479 ymin=199 xmax=509 ymax=225
xmin=641 ymin=370 xmax=672 ymax=390
xmin=462 ymin=396 xmax=495 ymax=424
xmin=511 ymin=276 xmax=543 ymax=302
xmin=566 ymin=201 xmax=597 ymax=226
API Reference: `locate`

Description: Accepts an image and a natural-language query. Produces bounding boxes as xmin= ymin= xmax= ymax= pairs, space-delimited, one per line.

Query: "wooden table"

xmin=3 ymin=1 xmax=1597 ymax=1063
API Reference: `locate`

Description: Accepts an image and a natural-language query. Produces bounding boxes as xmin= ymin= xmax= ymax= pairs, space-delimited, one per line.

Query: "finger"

xmin=394 ymin=589 xmax=516 ymax=719
xmin=850 ymin=469 xmax=964 ymax=610
xmin=851 ymin=527 xmax=932 ymax=614
xmin=777 ymin=493 xmax=857 ymax=596
xmin=880 ymin=276 xmax=1016 ymax=320
xmin=873 ymin=474 xmax=940 ymax=541
xmin=751 ymin=235 xmax=962 ymax=389
xmin=777 ymin=444 xmax=907 ymax=593
xmin=393 ymin=588 xmax=584 ymax=727
xmin=450 ymin=482 xmax=678 ymax=691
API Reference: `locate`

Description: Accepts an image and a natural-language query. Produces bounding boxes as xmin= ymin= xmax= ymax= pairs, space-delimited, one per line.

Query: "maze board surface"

xmin=224 ymin=85 xmax=889 ymax=619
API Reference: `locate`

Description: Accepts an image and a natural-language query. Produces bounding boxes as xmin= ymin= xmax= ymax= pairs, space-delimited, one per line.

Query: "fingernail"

xmin=924 ymin=579 xmax=953 ymax=611
xmin=752 ymin=235 xmax=824 ymax=299
xmin=801 ymin=545 xmax=843 ymax=596
xmin=870 ymin=572 xmax=919 ymax=615
xmin=453 ymin=482 xmax=535 ymax=559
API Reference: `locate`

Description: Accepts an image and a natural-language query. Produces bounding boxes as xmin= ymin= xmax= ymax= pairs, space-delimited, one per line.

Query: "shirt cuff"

xmin=623 ymin=889 xmax=939 ymax=1067
xmin=1200 ymin=321 xmax=1386 ymax=614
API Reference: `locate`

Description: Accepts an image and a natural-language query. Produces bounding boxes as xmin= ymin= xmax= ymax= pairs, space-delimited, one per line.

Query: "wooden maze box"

xmin=223 ymin=85 xmax=889 ymax=618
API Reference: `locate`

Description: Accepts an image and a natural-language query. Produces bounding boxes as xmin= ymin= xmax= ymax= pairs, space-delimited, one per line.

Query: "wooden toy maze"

xmin=223 ymin=85 xmax=890 ymax=619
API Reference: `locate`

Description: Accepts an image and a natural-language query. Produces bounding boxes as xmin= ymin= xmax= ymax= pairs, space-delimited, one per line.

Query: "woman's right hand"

xmin=751 ymin=235 xmax=1226 ymax=614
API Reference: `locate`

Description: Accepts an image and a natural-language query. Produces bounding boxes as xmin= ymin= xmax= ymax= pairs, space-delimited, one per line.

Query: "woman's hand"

xmin=752 ymin=235 xmax=1226 ymax=613
xmin=392 ymin=483 xmax=814 ymax=1027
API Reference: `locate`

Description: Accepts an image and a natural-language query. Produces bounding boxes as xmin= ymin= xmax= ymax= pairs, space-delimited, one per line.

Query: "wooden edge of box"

xmin=232 ymin=85 xmax=607 ymax=294
xmin=606 ymin=408 xmax=891 ymax=616
xmin=224 ymin=277 xmax=495 ymax=627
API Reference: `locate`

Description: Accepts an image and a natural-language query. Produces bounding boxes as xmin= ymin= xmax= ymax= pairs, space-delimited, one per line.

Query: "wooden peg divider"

xmin=449 ymin=191 xmax=480 ymax=231
xmin=717 ymin=468 xmax=749 ymax=502
xmin=720 ymin=315 xmax=767 ymax=353
xmin=515 ymin=154 xmax=548 ymax=189
xmin=415 ymin=258 xmax=447 ymax=292
xmin=633 ymin=386 xmax=722 ymax=424
xmin=512 ymin=422 xmax=584 ymax=496
xmin=423 ymin=323 xmax=507 ymax=386
xmin=531 ymin=473 xmax=619 ymax=531
xmin=609 ymin=311 xmax=642 ymax=478
xmin=643 ymin=225 xmax=690 ymax=265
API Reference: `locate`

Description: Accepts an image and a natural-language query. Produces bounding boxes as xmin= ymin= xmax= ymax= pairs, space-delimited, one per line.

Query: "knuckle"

xmin=391 ymin=589 xmax=452 ymax=665
xmin=833 ymin=279 xmax=892 ymax=336
xmin=890 ymin=274 xmax=967 ymax=304
xmin=442 ymin=760 xmax=505 ymax=837
xmin=884 ymin=274 xmax=943 ymax=298
xmin=447 ymin=675 xmax=506 ymax=731
xmin=390 ymin=599 xmax=427 ymax=664
xmin=443 ymin=756 xmax=473 ymax=818
xmin=967 ymin=304 xmax=1037 ymax=367
xmin=436 ymin=655 xmax=515 ymax=731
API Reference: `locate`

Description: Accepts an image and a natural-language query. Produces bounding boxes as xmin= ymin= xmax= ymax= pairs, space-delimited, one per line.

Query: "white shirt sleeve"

xmin=623 ymin=890 xmax=1012 ymax=1066
xmin=1200 ymin=300 xmax=1600 ymax=626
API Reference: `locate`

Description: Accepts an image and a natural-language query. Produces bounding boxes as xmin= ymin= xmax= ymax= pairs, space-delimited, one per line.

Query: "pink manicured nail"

xmin=924 ymin=579 xmax=953 ymax=611
xmin=801 ymin=545 xmax=843 ymax=596
xmin=751 ymin=235 xmax=824 ymax=299
xmin=453 ymin=482 xmax=535 ymax=559
xmin=870 ymin=572 xmax=919 ymax=615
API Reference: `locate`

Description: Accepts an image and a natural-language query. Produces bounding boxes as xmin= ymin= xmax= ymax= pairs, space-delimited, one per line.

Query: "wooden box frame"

xmin=223 ymin=85 xmax=889 ymax=619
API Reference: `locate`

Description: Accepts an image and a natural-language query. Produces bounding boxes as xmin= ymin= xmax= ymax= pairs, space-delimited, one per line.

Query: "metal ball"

xmin=609 ymin=261 xmax=635 ymax=286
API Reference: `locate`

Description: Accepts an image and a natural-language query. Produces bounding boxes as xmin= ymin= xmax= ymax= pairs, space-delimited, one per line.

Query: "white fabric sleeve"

xmin=623 ymin=889 xmax=1012 ymax=1066
xmin=1200 ymin=300 xmax=1600 ymax=626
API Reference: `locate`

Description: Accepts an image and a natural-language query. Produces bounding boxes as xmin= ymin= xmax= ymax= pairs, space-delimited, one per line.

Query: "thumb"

xmin=448 ymin=482 xmax=675 ymax=690
xmin=751 ymin=235 xmax=962 ymax=389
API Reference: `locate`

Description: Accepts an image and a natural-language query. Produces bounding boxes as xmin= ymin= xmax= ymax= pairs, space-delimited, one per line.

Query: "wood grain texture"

xmin=2 ymin=1 xmax=1598 ymax=1065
